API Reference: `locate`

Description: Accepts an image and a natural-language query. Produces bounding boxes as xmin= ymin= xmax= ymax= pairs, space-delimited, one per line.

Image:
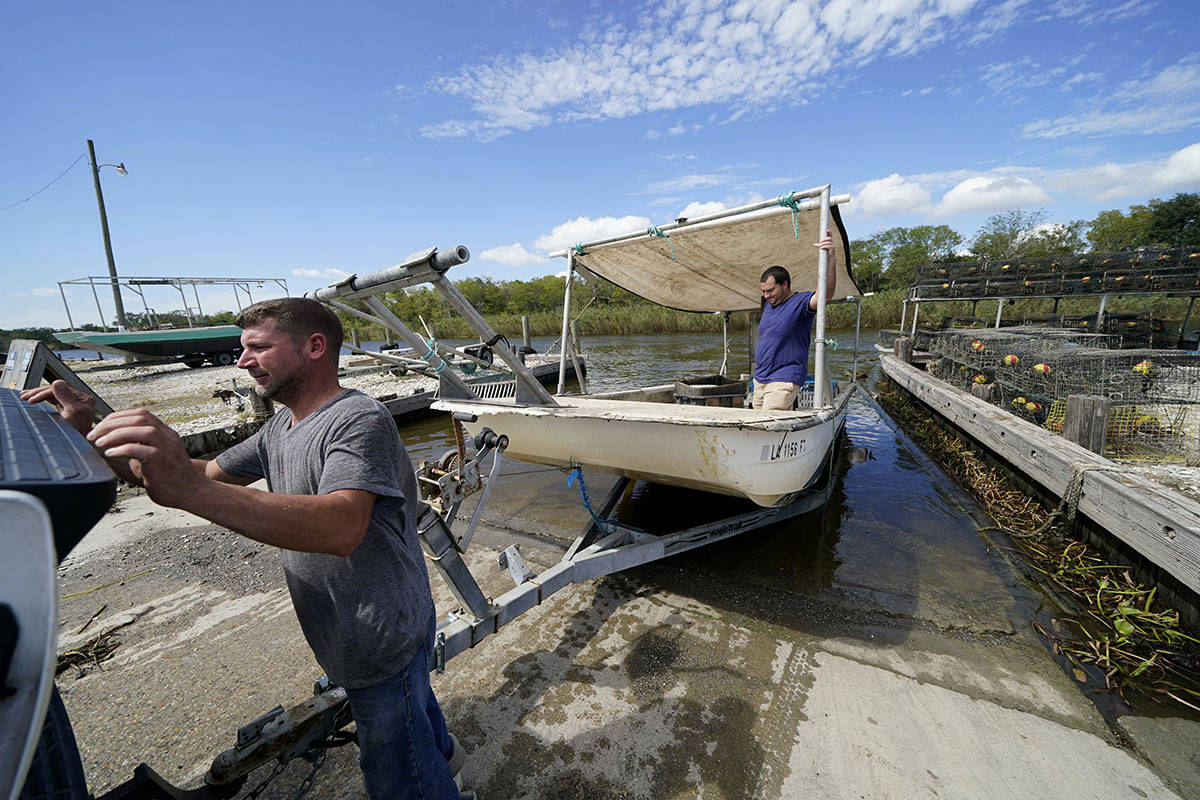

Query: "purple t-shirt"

xmin=754 ymin=290 xmax=816 ymax=385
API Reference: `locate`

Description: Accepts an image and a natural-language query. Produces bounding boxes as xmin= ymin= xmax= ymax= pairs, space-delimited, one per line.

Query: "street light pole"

xmin=87 ymin=138 xmax=128 ymax=329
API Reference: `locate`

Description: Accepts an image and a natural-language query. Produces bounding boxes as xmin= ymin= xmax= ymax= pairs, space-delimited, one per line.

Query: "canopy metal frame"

xmin=553 ymin=185 xmax=847 ymax=409
xmin=57 ymin=275 xmax=288 ymax=331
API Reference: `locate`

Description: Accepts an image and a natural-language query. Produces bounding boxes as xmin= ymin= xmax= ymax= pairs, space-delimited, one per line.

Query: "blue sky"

xmin=2 ymin=0 xmax=1198 ymax=328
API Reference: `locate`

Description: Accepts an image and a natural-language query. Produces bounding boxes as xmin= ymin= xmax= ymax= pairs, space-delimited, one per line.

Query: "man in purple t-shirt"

xmin=752 ymin=232 xmax=837 ymax=410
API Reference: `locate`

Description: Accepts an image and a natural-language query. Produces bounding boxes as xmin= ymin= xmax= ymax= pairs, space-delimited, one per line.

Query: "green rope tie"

xmin=776 ymin=191 xmax=803 ymax=238
xmin=573 ymin=242 xmax=588 ymax=255
xmin=815 ymin=338 xmax=839 ymax=350
xmin=421 ymin=338 xmax=438 ymax=361
xmin=648 ymin=225 xmax=676 ymax=261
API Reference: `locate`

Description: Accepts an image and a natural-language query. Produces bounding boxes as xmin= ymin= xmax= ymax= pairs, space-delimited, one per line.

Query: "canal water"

xmin=392 ymin=330 xmax=1089 ymax=700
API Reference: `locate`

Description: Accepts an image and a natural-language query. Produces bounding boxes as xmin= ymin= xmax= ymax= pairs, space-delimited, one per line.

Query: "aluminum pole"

xmin=910 ymin=303 xmax=920 ymax=336
xmin=558 ymin=254 xmax=575 ymax=394
xmin=812 ymin=185 xmax=831 ymax=409
xmin=995 ymin=299 xmax=1004 ymax=328
xmin=899 ymin=300 xmax=907 ymax=332
xmin=1097 ymin=295 xmax=1108 ymax=329
xmin=361 ymin=296 xmax=477 ymax=398
xmin=58 ymin=284 xmax=76 ymax=330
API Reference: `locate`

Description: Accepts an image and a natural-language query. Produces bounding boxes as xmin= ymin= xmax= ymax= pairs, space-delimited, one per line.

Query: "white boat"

xmin=435 ymin=383 xmax=853 ymax=507
xmin=426 ymin=184 xmax=863 ymax=507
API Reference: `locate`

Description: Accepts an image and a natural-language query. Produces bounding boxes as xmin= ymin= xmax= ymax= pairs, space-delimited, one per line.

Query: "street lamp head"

xmin=115 ymin=163 xmax=128 ymax=176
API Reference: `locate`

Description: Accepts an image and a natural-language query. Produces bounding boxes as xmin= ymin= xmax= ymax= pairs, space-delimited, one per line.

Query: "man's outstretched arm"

xmin=89 ymin=408 xmax=373 ymax=556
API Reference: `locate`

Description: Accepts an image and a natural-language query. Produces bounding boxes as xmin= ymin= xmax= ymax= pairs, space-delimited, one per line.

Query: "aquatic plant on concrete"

xmin=877 ymin=379 xmax=1200 ymax=711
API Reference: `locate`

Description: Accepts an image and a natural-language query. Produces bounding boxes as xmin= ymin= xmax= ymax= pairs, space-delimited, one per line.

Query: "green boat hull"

xmin=55 ymin=326 xmax=243 ymax=362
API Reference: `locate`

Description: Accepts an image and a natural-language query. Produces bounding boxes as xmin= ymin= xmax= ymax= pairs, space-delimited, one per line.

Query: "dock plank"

xmin=881 ymin=354 xmax=1200 ymax=596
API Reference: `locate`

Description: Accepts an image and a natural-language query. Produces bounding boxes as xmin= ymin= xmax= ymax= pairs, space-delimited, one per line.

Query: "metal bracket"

xmin=498 ymin=545 xmax=535 ymax=586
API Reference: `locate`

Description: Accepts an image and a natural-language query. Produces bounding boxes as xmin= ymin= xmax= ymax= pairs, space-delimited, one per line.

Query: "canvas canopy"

xmin=568 ymin=203 xmax=858 ymax=314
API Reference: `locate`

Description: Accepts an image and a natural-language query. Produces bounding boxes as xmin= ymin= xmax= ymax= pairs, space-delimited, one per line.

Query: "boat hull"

xmin=54 ymin=326 xmax=243 ymax=360
xmin=435 ymin=391 xmax=851 ymax=507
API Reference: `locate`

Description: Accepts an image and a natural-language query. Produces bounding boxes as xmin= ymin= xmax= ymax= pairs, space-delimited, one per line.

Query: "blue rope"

xmin=815 ymin=338 xmax=839 ymax=350
xmin=648 ymin=225 xmax=677 ymax=261
xmin=567 ymin=467 xmax=616 ymax=534
xmin=776 ymin=191 xmax=802 ymax=238
xmin=573 ymin=242 xmax=588 ymax=255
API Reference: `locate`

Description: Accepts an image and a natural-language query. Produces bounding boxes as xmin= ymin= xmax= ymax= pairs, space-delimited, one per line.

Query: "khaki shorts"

xmin=752 ymin=380 xmax=799 ymax=411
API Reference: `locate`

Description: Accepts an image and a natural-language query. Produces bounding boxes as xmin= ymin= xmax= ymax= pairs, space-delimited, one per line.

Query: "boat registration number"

xmin=760 ymin=436 xmax=807 ymax=463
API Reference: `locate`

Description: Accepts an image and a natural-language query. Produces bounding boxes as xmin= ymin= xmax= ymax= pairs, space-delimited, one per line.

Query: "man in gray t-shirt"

xmin=216 ymin=388 xmax=433 ymax=689
xmin=49 ymin=297 xmax=464 ymax=800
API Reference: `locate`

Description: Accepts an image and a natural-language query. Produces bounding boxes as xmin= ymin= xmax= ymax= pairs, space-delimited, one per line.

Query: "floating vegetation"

xmin=877 ymin=379 xmax=1200 ymax=711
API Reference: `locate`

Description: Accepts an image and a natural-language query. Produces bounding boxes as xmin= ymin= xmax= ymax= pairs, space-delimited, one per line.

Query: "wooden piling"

xmin=1062 ymin=395 xmax=1110 ymax=455
xmin=894 ymin=336 xmax=914 ymax=364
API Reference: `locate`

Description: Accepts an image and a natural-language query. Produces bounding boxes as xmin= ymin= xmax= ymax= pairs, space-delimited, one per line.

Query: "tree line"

xmin=850 ymin=192 xmax=1200 ymax=293
xmin=7 ymin=192 xmax=1194 ymax=350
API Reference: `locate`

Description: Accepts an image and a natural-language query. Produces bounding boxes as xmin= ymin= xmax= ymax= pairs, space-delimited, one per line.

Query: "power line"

xmin=0 ymin=152 xmax=87 ymax=213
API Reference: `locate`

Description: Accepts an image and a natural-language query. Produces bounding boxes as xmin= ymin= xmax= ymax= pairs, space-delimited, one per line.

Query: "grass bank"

xmin=340 ymin=290 xmax=1195 ymax=342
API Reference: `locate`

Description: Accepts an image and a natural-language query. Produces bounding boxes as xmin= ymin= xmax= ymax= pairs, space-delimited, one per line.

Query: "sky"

xmin=2 ymin=0 xmax=1199 ymax=328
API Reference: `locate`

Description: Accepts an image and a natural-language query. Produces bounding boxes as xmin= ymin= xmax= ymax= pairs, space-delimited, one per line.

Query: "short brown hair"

xmin=236 ymin=297 xmax=344 ymax=357
xmin=760 ymin=265 xmax=790 ymax=286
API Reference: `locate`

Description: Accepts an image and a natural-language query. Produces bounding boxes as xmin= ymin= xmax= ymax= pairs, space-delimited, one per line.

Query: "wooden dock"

xmin=880 ymin=353 xmax=1200 ymax=598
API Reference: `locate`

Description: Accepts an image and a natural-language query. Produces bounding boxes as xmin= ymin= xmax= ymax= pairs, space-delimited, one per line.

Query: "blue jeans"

xmin=344 ymin=613 xmax=458 ymax=799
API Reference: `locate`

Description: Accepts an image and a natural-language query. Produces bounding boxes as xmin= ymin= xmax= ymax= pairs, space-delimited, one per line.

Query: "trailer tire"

xmin=19 ymin=686 xmax=88 ymax=800
xmin=183 ymin=357 xmax=206 ymax=369
xmin=211 ymin=351 xmax=236 ymax=367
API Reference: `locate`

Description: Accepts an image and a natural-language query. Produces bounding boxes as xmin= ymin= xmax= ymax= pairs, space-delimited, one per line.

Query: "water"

xmin=395 ymin=330 xmax=1034 ymax=636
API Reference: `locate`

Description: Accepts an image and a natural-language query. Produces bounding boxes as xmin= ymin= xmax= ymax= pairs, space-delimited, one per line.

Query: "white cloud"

xmin=937 ymin=175 xmax=1050 ymax=215
xmin=477 ymin=243 xmax=547 ymax=267
xmin=677 ymin=200 xmax=728 ymax=220
xmin=419 ymin=0 xmax=988 ymax=140
xmin=32 ymin=286 xmax=57 ymax=296
xmin=854 ymin=173 xmax=934 ymax=216
xmin=292 ymin=268 xmax=351 ymax=280
xmin=1053 ymin=142 xmax=1200 ymax=201
xmin=532 ymin=215 xmax=652 ymax=254
xmin=1023 ymin=55 xmax=1200 ymax=139
xmin=644 ymin=172 xmax=726 ymax=194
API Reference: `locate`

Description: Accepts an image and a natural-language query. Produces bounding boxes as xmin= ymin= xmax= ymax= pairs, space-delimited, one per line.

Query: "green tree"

xmin=1146 ymin=192 xmax=1200 ymax=248
xmin=1019 ymin=219 xmax=1087 ymax=258
xmin=849 ymin=237 xmax=886 ymax=293
xmin=857 ymin=225 xmax=964 ymax=289
xmin=970 ymin=209 xmax=1047 ymax=259
xmin=1086 ymin=205 xmax=1153 ymax=251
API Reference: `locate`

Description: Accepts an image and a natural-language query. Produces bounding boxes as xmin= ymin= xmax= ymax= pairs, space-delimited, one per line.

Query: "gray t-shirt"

xmin=216 ymin=389 xmax=433 ymax=689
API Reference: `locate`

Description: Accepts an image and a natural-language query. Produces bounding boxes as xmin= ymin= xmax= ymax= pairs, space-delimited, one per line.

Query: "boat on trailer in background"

xmin=52 ymin=275 xmax=288 ymax=366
